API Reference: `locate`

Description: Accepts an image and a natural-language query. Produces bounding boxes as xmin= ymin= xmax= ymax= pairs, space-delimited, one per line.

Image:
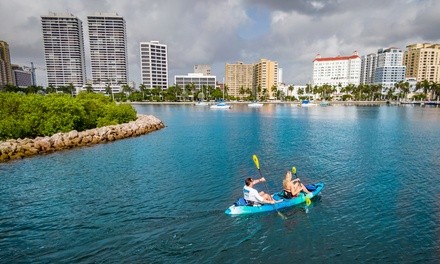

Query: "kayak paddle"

xmin=252 ymin=154 xmax=287 ymax=220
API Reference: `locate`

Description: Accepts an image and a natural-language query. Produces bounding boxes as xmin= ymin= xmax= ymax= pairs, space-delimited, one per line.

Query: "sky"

xmin=1 ymin=0 xmax=440 ymax=87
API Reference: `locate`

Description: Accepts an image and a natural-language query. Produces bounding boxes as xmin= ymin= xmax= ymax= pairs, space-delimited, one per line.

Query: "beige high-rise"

xmin=403 ymin=43 xmax=440 ymax=83
xmin=225 ymin=61 xmax=254 ymax=98
xmin=254 ymin=59 xmax=278 ymax=99
xmin=0 ymin=40 xmax=14 ymax=86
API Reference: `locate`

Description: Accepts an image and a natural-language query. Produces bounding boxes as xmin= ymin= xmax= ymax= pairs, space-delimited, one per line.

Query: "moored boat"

xmin=210 ymin=102 xmax=231 ymax=109
xmin=225 ymin=182 xmax=324 ymax=215
xmin=248 ymin=102 xmax=263 ymax=108
xmin=194 ymin=101 xmax=209 ymax=106
xmin=300 ymin=100 xmax=318 ymax=107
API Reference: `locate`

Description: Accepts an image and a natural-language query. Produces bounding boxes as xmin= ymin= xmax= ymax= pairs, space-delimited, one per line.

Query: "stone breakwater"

xmin=0 ymin=114 xmax=165 ymax=163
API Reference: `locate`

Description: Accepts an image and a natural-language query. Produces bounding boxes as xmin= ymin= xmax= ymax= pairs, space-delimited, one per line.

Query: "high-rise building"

xmin=225 ymin=61 xmax=254 ymax=98
xmin=194 ymin=64 xmax=211 ymax=76
xmin=403 ymin=43 xmax=440 ymax=83
xmin=0 ymin=40 xmax=14 ymax=86
xmin=12 ymin=64 xmax=34 ymax=87
xmin=360 ymin=53 xmax=377 ymax=85
xmin=312 ymin=51 xmax=361 ymax=87
xmin=88 ymin=13 xmax=128 ymax=87
xmin=140 ymin=41 xmax=168 ymax=89
xmin=41 ymin=12 xmax=86 ymax=88
xmin=254 ymin=59 xmax=278 ymax=99
xmin=373 ymin=47 xmax=406 ymax=90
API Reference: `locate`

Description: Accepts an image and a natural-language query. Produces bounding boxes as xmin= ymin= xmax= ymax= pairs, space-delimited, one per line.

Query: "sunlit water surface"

xmin=1 ymin=104 xmax=440 ymax=263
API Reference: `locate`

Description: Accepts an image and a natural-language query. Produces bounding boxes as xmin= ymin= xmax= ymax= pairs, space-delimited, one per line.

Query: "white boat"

xmin=194 ymin=101 xmax=209 ymax=107
xmin=248 ymin=102 xmax=263 ymax=108
xmin=210 ymin=102 xmax=231 ymax=109
xmin=300 ymin=100 xmax=318 ymax=107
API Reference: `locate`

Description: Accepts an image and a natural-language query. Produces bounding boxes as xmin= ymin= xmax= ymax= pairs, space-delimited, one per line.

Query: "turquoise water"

xmin=1 ymin=104 xmax=440 ymax=263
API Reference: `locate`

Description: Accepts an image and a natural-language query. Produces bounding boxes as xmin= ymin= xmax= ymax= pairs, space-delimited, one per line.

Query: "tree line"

xmin=2 ymin=79 xmax=440 ymax=103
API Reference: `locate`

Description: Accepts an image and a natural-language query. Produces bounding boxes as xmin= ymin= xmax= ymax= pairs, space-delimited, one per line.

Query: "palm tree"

xmin=288 ymin=85 xmax=294 ymax=98
xmin=105 ymin=84 xmax=114 ymax=100
xmin=139 ymin=83 xmax=147 ymax=100
xmin=245 ymin=87 xmax=252 ymax=100
xmin=239 ymin=86 xmax=245 ymax=99
xmin=190 ymin=83 xmax=196 ymax=101
xmin=271 ymin=85 xmax=278 ymax=99
xmin=85 ymin=84 xmax=93 ymax=93
xmin=122 ymin=84 xmax=133 ymax=96
xmin=67 ymin=83 xmax=75 ymax=97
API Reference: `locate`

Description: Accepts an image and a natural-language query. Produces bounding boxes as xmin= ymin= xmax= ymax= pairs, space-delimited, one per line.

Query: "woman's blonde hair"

xmin=283 ymin=171 xmax=292 ymax=189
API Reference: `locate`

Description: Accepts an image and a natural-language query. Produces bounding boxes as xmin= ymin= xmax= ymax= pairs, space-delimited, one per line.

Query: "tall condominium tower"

xmin=41 ymin=13 xmax=86 ymax=88
xmin=403 ymin=43 xmax=440 ymax=83
xmin=0 ymin=40 xmax=13 ymax=86
xmin=312 ymin=51 xmax=361 ymax=87
xmin=194 ymin=64 xmax=211 ymax=76
xmin=374 ymin=47 xmax=406 ymax=90
xmin=360 ymin=53 xmax=377 ymax=85
xmin=140 ymin=41 xmax=168 ymax=89
xmin=88 ymin=13 xmax=128 ymax=86
xmin=225 ymin=61 xmax=254 ymax=98
xmin=254 ymin=59 xmax=278 ymax=99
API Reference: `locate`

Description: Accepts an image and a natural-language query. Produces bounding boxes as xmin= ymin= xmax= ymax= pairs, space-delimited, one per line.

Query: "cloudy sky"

xmin=1 ymin=0 xmax=439 ymax=87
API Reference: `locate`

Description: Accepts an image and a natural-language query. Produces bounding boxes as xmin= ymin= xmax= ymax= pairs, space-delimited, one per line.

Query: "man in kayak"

xmin=243 ymin=177 xmax=275 ymax=205
xmin=282 ymin=171 xmax=311 ymax=199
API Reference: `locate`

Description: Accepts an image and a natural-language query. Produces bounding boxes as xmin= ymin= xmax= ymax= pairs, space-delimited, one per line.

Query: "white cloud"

xmin=1 ymin=0 xmax=439 ymax=86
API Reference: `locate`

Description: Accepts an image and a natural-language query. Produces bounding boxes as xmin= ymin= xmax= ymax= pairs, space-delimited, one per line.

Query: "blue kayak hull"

xmin=225 ymin=182 xmax=324 ymax=215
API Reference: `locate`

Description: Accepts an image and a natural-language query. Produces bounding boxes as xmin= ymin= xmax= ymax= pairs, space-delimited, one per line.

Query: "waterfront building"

xmin=194 ymin=64 xmax=211 ymax=76
xmin=140 ymin=41 xmax=168 ymax=89
xmin=225 ymin=61 xmax=254 ymax=98
xmin=0 ymin=40 xmax=13 ymax=86
xmin=254 ymin=59 xmax=278 ymax=99
xmin=373 ymin=47 xmax=406 ymax=91
xmin=403 ymin=43 xmax=440 ymax=83
xmin=88 ymin=13 xmax=128 ymax=90
xmin=312 ymin=51 xmax=361 ymax=87
xmin=12 ymin=65 xmax=33 ymax=87
xmin=360 ymin=53 xmax=377 ymax=85
xmin=174 ymin=73 xmax=216 ymax=91
xmin=41 ymin=13 xmax=86 ymax=88
xmin=0 ymin=59 xmax=6 ymax=86
xmin=278 ymin=68 xmax=283 ymax=85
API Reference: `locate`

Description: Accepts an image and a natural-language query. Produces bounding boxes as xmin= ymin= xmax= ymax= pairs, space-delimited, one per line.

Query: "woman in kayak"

xmin=282 ymin=171 xmax=311 ymax=199
xmin=243 ymin=177 xmax=275 ymax=205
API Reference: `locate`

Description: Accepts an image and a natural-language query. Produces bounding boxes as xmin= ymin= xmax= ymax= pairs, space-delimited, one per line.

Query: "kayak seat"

xmin=305 ymin=184 xmax=317 ymax=192
xmin=234 ymin=197 xmax=253 ymax=206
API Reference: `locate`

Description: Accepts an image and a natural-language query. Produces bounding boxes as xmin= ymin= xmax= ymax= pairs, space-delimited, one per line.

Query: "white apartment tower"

xmin=360 ymin=53 xmax=377 ymax=85
xmin=41 ymin=12 xmax=86 ymax=88
xmin=140 ymin=41 xmax=168 ymax=89
xmin=312 ymin=51 xmax=361 ymax=87
xmin=88 ymin=13 xmax=128 ymax=86
xmin=373 ymin=47 xmax=406 ymax=90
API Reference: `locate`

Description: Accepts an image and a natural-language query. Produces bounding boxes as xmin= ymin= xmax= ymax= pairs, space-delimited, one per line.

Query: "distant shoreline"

xmin=130 ymin=101 xmax=391 ymax=106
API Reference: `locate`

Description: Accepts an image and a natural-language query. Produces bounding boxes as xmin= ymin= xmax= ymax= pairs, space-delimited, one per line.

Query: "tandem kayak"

xmin=225 ymin=182 xmax=324 ymax=215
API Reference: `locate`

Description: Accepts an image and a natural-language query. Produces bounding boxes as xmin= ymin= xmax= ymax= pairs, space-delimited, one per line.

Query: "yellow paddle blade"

xmin=305 ymin=196 xmax=311 ymax=206
xmin=252 ymin=154 xmax=260 ymax=170
xmin=291 ymin=166 xmax=296 ymax=174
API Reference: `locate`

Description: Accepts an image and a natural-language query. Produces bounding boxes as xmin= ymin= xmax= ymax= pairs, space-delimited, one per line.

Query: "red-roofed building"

xmin=312 ymin=51 xmax=361 ymax=88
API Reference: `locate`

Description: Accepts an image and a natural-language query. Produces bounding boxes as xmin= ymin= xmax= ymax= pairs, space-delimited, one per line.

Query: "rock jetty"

xmin=0 ymin=114 xmax=165 ymax=163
